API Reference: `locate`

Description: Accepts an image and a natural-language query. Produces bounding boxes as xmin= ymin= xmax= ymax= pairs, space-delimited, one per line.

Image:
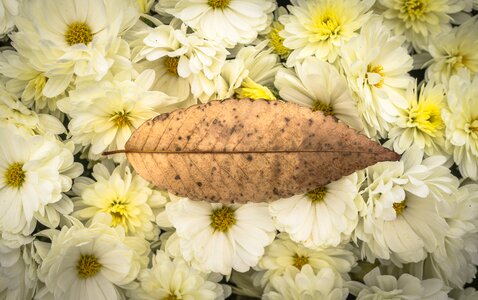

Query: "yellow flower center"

xmin=311 ymin=10 xmax=341 ymax=41
xmin=268 ymin=22 xmax=291 ymax=58
xmin=76 ymin=254 xmax=101 ymax=279
xmin=164 ymin=57 xmax=180 ymax=76
xmin=236 ymin=77 xmax=276 ymax=101
xmin=306 ymin=186 xmax=327 ymax=203
xmin=65 ymin=22 xmax=93 ymax=46
xmin=210 ymin=206 xmax=236 ymax=232
xmin=402 ymin=0 xmax=427 ymax=20
xmin=207 ymin=0 xmax=230 ymax=9
xmin=111 ymin=111 xmax=132 ymax=128
xmin=408 ymin=100 xmax=444 ymax=136
xmin=105 ymin=199 xmax=129 ymax=228
xmin=292 ymin=254 xmax=309 ymax=270
xmin=367 ymin=65 xmax=385 ymax=88
xmin=4 ymin=162 xmax=26 ymax=188
xmin=163 ymin=295 xmax=178 ymax=300
xmin=466 ymin=119 xmax=478 ymax=135
xmin=393 ymin=201 xmax=407 ymax=215
xmin=311 ymin=100 xmax=334 ymax=116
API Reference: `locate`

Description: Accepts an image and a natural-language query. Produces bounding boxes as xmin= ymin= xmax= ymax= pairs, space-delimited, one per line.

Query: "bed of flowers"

xmin=1 ymin=0 xmax=478 ymax=299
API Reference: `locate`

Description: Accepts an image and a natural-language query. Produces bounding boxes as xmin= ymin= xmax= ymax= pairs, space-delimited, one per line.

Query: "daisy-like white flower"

xmin=216 ymin=41 xmax=281 ymax=101
xmin=0 ymin=0 xmax=17 ymax=38
xmin=72 ymin=162 xmax=167 ymax=240
xmin=37 ymin=215 xmax=149 ymax=300
xmin=422 ymin=16 xmax=478 ymax=85
xmin=10 ymin=0 xmax=139 ymax=97
xmin=0 ymin=126 xmax=83 ymax=235
xmin=129 ymin=250 xmax=230 ymax=300
xmin=165 ymin=198 xmax=275 ymax=276
xmin=348 ymin=267 xmax=449 ymax=300
xmin=274 ymin=57 xmax=363 ymax=131
xmin=253 ymin=233 xmax=356 ymax=287
xmin=57 ymin=70 xmax=177 ymax=162
xmin=279 ymin=0 xmax=374 ymax=65
xmin=129 ymin=20 xmax=228 ymax=102
xmin=376 ymin=0 xmax=464 ymax=51
xmin=262 ymin=265 xmax=348 ymax=300
xmin=270 ymin=173 xmax=361 ymax=248
xmin=442 ymin=69 xmax=478 ymax=180
xmin=0 ymin=50 xmax=65 ymax=112
xmin=340 ymin=17 xmax=413 ymax=139
xmin=0 ymin=84 xmax=65 ymax=137
xmin=354 ymin=146 xmax=458 ymax=264
xmin=167 ymin=0 xmax=276 ymax=47
xmin=385 ymin=80 xmax=448 ymax=156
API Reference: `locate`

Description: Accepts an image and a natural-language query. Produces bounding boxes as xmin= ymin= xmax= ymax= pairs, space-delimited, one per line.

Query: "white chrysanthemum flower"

xmin=385 ymin=80 xmax=448 ymax=156
xmin=129 ymin=250 xmax=230 ymax=300
xmin=354 ymin=146 xmax=458 ymax=264
xmin=167 ymin=0 xmax=276 ymax=47
xmin=423 ymin=16 xmax=478 ymax=85
xmin=216 ymin=41 xmax=281 ymax=101
xmin=340 ymin=17 xmax=413 ymax=139
xmin=270 ymin=173 xmax=361 ymax=248
xmin=0 ymin=241 xmax=38 ymax=300
xmin=10 ymin=0 xmax=139 ymax=97
xmin=129 ymin=20 xmax=228 ymax=102
xmin=58 ymin=70 xmax=177 ymax=162
xmin=0 ymin=85 xmax=65 ymax=137
xmin=165 ymin=198 xmax=275 ymax=276
xmin=253 ymin=233 xmax=356 ymax=287
xmin=37 ymin=215 xmax=149 ymax=300
xmin=265 ymin=7 xmax=292 ymax=60
xmin=263 ymin=265 xmax=348 ymax=300
xmin=279 ymin=0 xmax=374 ymax=65
xmin=376 ymin=0 xmax=464 ymax=51
xmin=442 ymin=69 xmax=478 ymax=180
xmin=348 ymin=267 xmax=449 ymax=300
xmin=0 ymin=0 xmax=18 ymax=38
xmin=73 ymin=162 xmax=167 ymax=240
xmin=0 ymin=126 xmax=83 ymax=235
xmin=0 ymin=50 xmax=65 ymax=112
xmin=274 ymin=57 xmax=363 ymax=131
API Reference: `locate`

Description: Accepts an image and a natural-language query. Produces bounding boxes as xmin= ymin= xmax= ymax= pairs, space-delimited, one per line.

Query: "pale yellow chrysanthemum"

xmin=279 ymin=0 xmax=374 ymax=65
xmin=0 ymin=0 xmax=17 ymax=38
xmin=73 ymin=162 xmax=167 ymax=240
xmin=167 ymin=0 xmax=276 ymax=47
xmin=265 ymin=7 xmax=292 ymax=60
xmin=423 ymin=16 xmax=478 ymax=85
xmin=376 ymin=0 xmax=464 ymax=51
xmin=442 ymin=69 xmax=478 ymax=180
xmin=385 ymin=80 xmax=449 ymax=156
xmin=10 ymin=0 xmax=139 ymax=97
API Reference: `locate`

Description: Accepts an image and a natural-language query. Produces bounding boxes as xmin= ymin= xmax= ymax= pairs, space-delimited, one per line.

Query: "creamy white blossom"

xmin=275 ymin=57 xmax=363 ymax=131
xmin=166 ymin=198 xmax=275 ymax=276
xmin=280 ymin=0 xmax=374 ymax=65
xmin=167 ymin=0 xmax=276 ymax=47
xmin=270 ymin=173 xmax=362 ymax=248
xmin=0 ymin=0 xmax=18 ymax=38
xmin=0 ymin=126 xmax=83 ymax=235
xmin=442 ymin=69 xmax=478 ymax=180
xmin=10 ymin=0 xmax=139 ymax=97
xmin=340 ymin=17 xmax=413 ymax=139
xmin=37 ymin=215 xmax=149 ymax=300
xmin=129 ymin=250 xmax=230 ymax=300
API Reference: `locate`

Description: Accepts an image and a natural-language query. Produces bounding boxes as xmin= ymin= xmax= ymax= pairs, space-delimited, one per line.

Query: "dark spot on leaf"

xmin=196 ymin=182 xmax=202 ymax=187
xmin=174 ymin=175 xmax=181 ymax=180
xmin=246 ymin=154 xmax=253 ymax=161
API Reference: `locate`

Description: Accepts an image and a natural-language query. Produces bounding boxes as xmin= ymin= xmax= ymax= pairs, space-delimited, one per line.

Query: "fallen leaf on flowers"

xmin=111 ymin=99 xmax=399 ymax=203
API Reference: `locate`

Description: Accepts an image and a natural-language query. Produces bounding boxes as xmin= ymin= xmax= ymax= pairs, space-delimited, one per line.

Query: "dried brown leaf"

xmin=123 ymin=99 xmax=399 ymax=203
